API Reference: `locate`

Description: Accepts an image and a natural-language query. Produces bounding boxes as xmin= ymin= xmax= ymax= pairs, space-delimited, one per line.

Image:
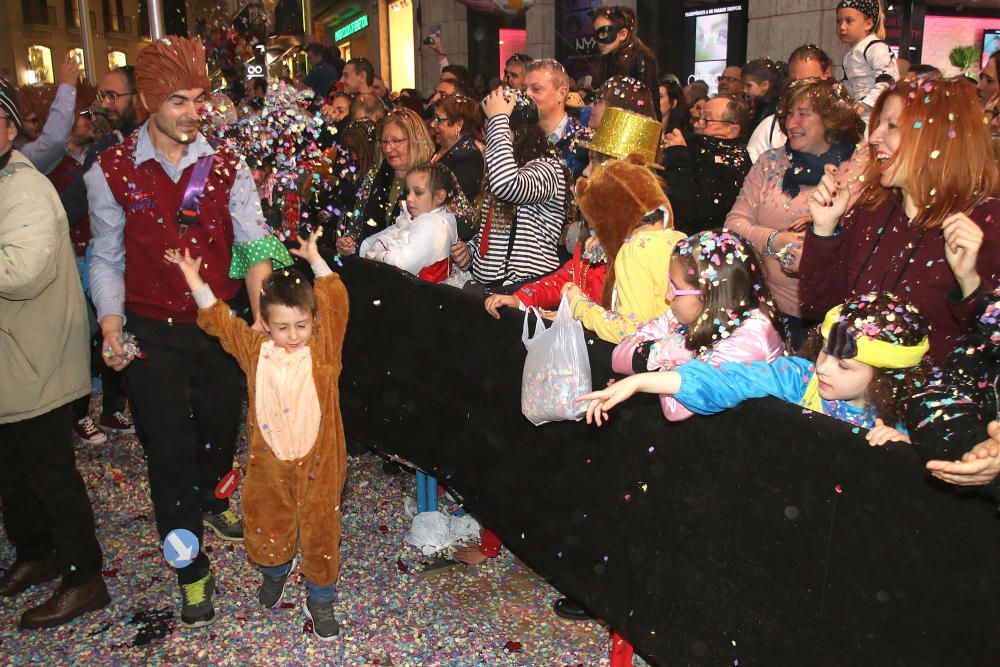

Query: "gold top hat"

xmin=580 ymin=106 xmax=661 ymax=165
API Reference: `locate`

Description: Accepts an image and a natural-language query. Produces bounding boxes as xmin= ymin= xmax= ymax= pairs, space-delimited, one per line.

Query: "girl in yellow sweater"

xmin=562 ymin=155 xmax=686 ymax=343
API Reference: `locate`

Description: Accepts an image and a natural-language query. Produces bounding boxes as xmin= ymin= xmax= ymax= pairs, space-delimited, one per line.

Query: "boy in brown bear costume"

xmin=166 ymin=233 xmax=348 ymax=640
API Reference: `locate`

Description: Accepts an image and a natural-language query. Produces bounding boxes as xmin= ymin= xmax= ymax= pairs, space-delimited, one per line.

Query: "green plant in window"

xmin=949 ymin=44 xmax=979 ymax=77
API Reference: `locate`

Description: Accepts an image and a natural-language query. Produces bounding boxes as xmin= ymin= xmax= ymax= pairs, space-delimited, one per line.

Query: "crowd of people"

xmin=1 ymin=0 xmax=998 ymax=646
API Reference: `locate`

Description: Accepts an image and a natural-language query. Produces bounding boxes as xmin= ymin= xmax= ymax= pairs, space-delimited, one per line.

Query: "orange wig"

xmin=135 ymin=36 xmax=211 ymax=113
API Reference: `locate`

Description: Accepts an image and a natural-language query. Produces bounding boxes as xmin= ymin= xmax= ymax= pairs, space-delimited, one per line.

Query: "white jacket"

xmin=359 ymin=203 xmax=458 ymax=277
xmin=843 ymin=34 xmax=899 ymax=111
xmin=747 ymin=114 xmax=787 ymax=163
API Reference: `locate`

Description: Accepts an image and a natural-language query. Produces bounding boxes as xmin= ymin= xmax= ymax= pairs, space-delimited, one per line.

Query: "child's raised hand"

xmin=866 ymin=418 xmax=911 ymax=446
xmin=942 ymin=213 xmax=983 ymax=298
xmin=164 ymin=247 xmax=203 ymax=277
xmin=290 ymin=227 xmax=324 ymax=265
xmin=576 ymin=377 xmax=640 ymax=427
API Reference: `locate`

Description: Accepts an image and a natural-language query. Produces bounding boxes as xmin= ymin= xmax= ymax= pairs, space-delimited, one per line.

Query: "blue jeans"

xmin=261 ymin=560 xmax=337 ymax=604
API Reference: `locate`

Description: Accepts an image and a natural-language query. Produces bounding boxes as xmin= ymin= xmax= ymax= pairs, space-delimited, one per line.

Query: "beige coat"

xmin=0 ymin=150 xmax=90 ymax=423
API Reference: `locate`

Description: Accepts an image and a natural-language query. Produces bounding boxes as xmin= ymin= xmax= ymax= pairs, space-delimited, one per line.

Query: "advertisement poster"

xmin=556 ymin=0 xmax=604 ymax=83
xmin=695 ymin=13 xmax=729 ymax=62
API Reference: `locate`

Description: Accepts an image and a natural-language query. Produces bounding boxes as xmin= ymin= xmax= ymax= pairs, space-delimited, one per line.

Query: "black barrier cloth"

xmin=331 ymin=253 xmax=1000 ymax=665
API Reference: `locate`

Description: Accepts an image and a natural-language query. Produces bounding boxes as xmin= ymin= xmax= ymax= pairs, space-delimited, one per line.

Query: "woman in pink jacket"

xmin=724 ymin=77 xmax=867 ymax=348
xmin=611 ymin=230 xmax=786 ymax=420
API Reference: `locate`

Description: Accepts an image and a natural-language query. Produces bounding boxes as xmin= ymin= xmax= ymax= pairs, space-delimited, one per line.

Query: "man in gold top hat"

xmin=659 ymin=95 xmax=752 ymax=234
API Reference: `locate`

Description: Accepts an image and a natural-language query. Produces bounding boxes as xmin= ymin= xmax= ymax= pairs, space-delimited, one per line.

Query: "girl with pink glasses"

xmin=611 ymin=230 xmax=787 ymax=420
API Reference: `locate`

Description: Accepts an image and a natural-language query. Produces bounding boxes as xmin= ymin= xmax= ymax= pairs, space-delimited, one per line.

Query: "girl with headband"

xmin=836 ymin=0 xmax=899 ymax=120
xmin=580 ymin=292 xmax=931 ymax=446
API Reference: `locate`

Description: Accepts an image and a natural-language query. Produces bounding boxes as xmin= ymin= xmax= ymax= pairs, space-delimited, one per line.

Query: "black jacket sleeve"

xmin=660 ymin=138 xmax=751 ymax=235
xmin=907 ymin=287 xmax=1000 ymax=467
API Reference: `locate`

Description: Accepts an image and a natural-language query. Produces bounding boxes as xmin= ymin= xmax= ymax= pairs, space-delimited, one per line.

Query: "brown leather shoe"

xmin=0 ymin=559 xmax=59 ymax=597
xmin=19 ymin=576 xmax=111 ymax=630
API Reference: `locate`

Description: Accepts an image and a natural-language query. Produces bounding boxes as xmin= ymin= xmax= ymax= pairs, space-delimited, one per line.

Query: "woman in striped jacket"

xmin=449 ymin=88 xmax=570 ymax=289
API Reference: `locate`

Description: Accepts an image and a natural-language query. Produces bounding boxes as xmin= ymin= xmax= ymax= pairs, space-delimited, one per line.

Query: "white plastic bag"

xmin=520 ymin=296 xmax=593 ymax=425
xmin=405 ymin=511 xmax=481 ymax=556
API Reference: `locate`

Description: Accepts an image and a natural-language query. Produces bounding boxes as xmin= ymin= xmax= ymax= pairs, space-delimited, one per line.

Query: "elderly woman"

xmin=802 ymin=74 xmax=1000 ymax=363
xmin=429 ymin=93 xmax=485 ymax=204
xmin=725 ymin=77 xmax=867 ymax=347
xmin=450 ymin=89 xmax=570 ymax=289
xmin=336 ymin=107 xmax=435 ymax=256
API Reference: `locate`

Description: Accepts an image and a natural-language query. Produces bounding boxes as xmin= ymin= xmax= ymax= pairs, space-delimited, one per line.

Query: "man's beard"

xmin=115 ymin=103 xmax=138 ymax=132
xmin=154 ymin=114 xmax=198 ymax=144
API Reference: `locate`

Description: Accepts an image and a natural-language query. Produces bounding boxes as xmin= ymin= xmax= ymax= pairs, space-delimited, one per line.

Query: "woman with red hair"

xmin=801 ymin=74 xmax=1000 ymax=363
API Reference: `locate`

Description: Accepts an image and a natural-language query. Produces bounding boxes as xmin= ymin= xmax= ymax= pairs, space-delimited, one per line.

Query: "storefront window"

xmin=388 ymin=0 xmax=415 ymax=92
xmin=108 ymin=50 xmax=127 ymax=70
xmin=27 ymin=45 xmax=54 ymax=84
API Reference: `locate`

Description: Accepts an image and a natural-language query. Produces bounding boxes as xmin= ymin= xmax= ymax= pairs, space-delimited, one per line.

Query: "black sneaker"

xmin=552 ymin=596 xmax=594 ymax=621
xmin=259 ymin=558 xmax=297 ymax=609
xmin=302 ymin=597 xmax=340 ymax=640
xmin=202 ymin=509 xmax=244 ymax=542
xmin=180 ymin=574 xmax=216 ymax=629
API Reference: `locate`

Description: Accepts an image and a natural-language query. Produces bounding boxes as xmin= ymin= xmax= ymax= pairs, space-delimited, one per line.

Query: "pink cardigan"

xmin=724 ymin=146 xmax=868 ymax=317
xmin=612 ymin=309 xmax=785 ymax=420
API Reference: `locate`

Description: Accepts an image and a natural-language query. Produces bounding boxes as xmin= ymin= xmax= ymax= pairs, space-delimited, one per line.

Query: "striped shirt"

xmin=466 ymin=115 xmax=567 ymax=285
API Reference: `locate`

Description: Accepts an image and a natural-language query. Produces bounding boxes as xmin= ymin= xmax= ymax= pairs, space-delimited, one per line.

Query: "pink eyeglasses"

xmin=668 ymin=278 xmax=701 ymax=298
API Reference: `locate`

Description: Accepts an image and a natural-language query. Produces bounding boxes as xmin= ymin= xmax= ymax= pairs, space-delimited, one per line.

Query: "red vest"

xmin=99 ymin=131 xmax=242 ymax=322
xmin=48 ymin=153 xmax=90 ymax=257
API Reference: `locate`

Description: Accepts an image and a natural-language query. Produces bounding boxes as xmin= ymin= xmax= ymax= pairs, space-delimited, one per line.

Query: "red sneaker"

xmin=73 ymin=416 xmax=108 ymax=445
xmin=98 ymin=411 xmax=135 ymax=435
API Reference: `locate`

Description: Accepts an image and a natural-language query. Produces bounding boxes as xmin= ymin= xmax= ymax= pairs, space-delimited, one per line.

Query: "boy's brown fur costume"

xmin=197 ymin=272 xmax=349 ymax=587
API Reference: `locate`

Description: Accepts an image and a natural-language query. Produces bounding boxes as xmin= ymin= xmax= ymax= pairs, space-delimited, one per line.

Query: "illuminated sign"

xmin=335 ymin=15 xmax=368 ymax=41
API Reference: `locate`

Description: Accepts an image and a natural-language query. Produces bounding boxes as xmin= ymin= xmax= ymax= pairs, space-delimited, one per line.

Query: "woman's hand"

xmin=484 ymin=294 xmax=519 ymax=319
xmin=807 ymin=164 xmax=850 ymax=236
xmin=482 ymin=86 xmax=516 ymax=119
xmin=450 ymin=240 xmax=472 ymax=268
xmin=942 ymin=212 xmax=983 ymax=298
xmin=577 ymin=376 xmax=642 ymax=426
xmin=290 ymin=227 xmax=324 ymax=265
xmin=866 ymin=418 xmax=911 ymax=446
xmin=925 ymin=422 xmax=1000 ymax=486
xmin=775 ymin=217 xmax=810 ymax=273
xmin=335 ymin=235 xmax=357 ymax=256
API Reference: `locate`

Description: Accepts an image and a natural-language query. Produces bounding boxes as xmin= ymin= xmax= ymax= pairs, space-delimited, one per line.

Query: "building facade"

xmin=0 ymin=0 xmax=180 ymax=84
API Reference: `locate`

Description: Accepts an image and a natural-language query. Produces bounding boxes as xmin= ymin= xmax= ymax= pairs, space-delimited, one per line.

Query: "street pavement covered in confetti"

xmin=0 ymin=397 xmax=637 ymax=666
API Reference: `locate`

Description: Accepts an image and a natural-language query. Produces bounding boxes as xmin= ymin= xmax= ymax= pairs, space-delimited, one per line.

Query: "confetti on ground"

xmin=0 ymin=395 xmax=638 ymax=665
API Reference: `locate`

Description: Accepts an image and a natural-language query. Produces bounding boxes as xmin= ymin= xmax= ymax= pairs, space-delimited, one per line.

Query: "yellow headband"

xmin=820 ymin=304 xmax=929 ymax=369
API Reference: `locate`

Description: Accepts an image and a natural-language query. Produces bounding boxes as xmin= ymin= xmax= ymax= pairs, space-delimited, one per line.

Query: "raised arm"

xmin=168 ymin=246 xmax=260 ymax=372
xmin=483 ymin=114 xmax=562 ymax=205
